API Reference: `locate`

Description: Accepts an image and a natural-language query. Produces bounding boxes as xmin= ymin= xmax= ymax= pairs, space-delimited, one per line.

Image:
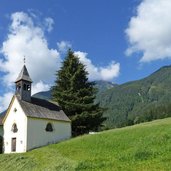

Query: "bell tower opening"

xmin=15 ymin=65 xmax=32 ymax=102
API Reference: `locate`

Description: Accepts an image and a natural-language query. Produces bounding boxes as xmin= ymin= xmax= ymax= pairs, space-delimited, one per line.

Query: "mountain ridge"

xmin=26 ymin=65 xmax=171 ymax=128
xmin=96 ymin=65 xmax=171 ymax=128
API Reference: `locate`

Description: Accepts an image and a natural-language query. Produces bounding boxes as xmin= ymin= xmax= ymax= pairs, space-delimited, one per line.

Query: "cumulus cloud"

xmin=126 ymin=0 xmax=171 ymax=62
xmin=57 ymin=41 xmax=72 ymax=53
xmin=74 ymin=51 xmax=120 ymax=81
xmin=0 ymin=12 xmax=61 ymax=112
xmin=32 ymin=81 xmax=50 ymax=95
xmin=0 ymin=12 xmax=61 ymax=86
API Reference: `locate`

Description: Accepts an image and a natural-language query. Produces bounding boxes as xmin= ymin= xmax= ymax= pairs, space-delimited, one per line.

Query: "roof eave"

xmin=27 ymin=116 xmax=71 ymax=123
xmin=15 ymin=79 xmax=33 ymax=83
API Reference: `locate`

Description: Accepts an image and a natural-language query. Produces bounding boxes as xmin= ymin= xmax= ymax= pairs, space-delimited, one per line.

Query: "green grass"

xmin=1 ymin=118 xmax=171 ymax=171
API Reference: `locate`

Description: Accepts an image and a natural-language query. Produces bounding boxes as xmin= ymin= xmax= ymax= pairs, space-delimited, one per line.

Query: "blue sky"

xmin=0 ymin=0 xmax=171 ymax=111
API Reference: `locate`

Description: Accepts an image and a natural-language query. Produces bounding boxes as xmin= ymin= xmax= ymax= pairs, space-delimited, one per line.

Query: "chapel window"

xmin=11 ymin=123 xmax=18 ymax=133
xmin=27 ymin=85 xmax=31 ymax=91
xmin=45 ymin=123 xmax=53 ymax=132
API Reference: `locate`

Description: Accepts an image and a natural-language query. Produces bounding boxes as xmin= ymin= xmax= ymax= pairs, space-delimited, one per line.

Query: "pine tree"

xmin=52 ymin=49 xmax=105 ymax=136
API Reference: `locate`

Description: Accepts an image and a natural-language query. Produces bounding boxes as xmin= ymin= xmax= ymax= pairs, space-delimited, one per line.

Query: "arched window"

xmin=11 ymin=123 xmax=18 ymax=133
xmin=45 ymin=123 xmax=53 ymax=132
xmin=27 ymin=85 xmax=31 ymax=91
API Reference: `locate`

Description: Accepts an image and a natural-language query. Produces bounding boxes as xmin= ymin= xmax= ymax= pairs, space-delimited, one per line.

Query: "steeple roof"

xmin=15 ymin=65 xmax=32 ymax=83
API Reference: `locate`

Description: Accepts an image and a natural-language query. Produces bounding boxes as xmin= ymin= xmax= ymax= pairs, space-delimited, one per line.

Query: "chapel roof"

xmin=17 ymin=96 xmax=70 ymax=122
xmin=15 ymin=65 xmax=32 ymax=83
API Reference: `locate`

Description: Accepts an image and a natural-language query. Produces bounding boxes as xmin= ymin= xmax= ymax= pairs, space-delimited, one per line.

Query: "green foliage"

xmin=1 ymin=118 xmax=171 ymax=170
xmin=52 ymin=49 xmax=105 ymax=135
xmin=96 ymin=65 xmax=171 ymax=128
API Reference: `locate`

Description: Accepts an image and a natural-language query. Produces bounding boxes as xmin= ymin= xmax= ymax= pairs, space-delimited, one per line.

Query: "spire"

xmin=15 ymin=64 xmax=32 ymax=102
xmin=15 ymin=65 xmax=32 ymax=83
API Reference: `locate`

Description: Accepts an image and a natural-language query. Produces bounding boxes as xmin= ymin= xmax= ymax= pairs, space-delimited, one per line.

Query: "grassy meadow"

xmin=0 ymin=118 xmax=171 ymax=171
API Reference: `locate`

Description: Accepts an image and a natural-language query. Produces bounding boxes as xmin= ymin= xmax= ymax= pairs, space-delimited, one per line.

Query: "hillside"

xmin=33 ymin=65 xmax=171 ymax=129
xmin=33 ymin=90 xmax=52 ymax=100
xmin=0 ymin=118 xmax=171 ymax=171
xmin=96 ymin=65 xmax=171 ymax=128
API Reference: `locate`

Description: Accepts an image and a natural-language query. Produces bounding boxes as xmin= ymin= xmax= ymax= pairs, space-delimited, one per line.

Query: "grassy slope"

xmin=1 ymin=118 xmax=171 ymax=171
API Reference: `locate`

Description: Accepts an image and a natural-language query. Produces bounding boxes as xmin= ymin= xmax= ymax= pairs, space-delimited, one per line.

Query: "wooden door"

xmin=11 ymin=138 xmax=16 ymax=152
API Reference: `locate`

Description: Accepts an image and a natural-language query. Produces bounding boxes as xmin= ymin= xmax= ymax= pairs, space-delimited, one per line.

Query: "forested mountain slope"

xmin=33 ymin=65 xmax=171 ymax=129
xmin=96 ymin=65 xmax=171 ymax=128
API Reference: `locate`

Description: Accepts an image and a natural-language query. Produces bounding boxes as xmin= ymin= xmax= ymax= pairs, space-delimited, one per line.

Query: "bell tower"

xmin=15 ymin=64 xmax=32 ymax=102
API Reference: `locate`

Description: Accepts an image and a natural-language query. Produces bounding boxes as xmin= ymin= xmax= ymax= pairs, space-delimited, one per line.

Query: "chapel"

xmin=0 ymin=64 xmax=71 ymax=153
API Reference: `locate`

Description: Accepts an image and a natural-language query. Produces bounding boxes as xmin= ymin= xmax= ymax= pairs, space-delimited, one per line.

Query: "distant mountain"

xmin=33 ymin=90 xmax=52 ymax=100
xmin=33 ymin=80 xmax=116 ymax=100
xmin=33 ymin=65 xmax=171 ymax=129
xmin=94 ymin=80 xmax=117 ymax=94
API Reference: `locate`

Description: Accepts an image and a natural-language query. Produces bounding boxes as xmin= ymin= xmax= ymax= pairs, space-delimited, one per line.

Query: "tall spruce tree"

xmin=52 ymin=49 xmax=105 ymax=136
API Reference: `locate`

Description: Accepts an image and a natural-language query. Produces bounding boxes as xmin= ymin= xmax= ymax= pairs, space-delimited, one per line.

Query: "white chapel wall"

xmin=27 ymin=117 xmax=71 ymax=151
xmin=3 ymin=97 xmax=27 ymax=153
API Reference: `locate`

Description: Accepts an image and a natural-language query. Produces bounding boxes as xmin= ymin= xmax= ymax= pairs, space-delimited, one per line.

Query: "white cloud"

xmin=32 ymin=81 xmax=50 ymax=95
xmin=100 ymin=62 xmax=120 ymax=81
xmin=57 ymin=41 xmax=72 ymax=53
xmin=0 ymin=92 xmax=13 ymax=112
xmin=0 ymin=12 xmax=61 ymax=112
xmin=74 ymin=51 xmax=120 ymax=81
xmin=44 ymin=17 xmax=54 ymax=32
xmin=0 ymin=12 xmax=61 ymax=86
xmin=126 ymin=0 xmax=171 ymax=62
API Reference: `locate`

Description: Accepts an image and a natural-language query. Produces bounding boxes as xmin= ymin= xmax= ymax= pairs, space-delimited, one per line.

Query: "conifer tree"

xmin=52 ymin=49 xmax=105 ymax=136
